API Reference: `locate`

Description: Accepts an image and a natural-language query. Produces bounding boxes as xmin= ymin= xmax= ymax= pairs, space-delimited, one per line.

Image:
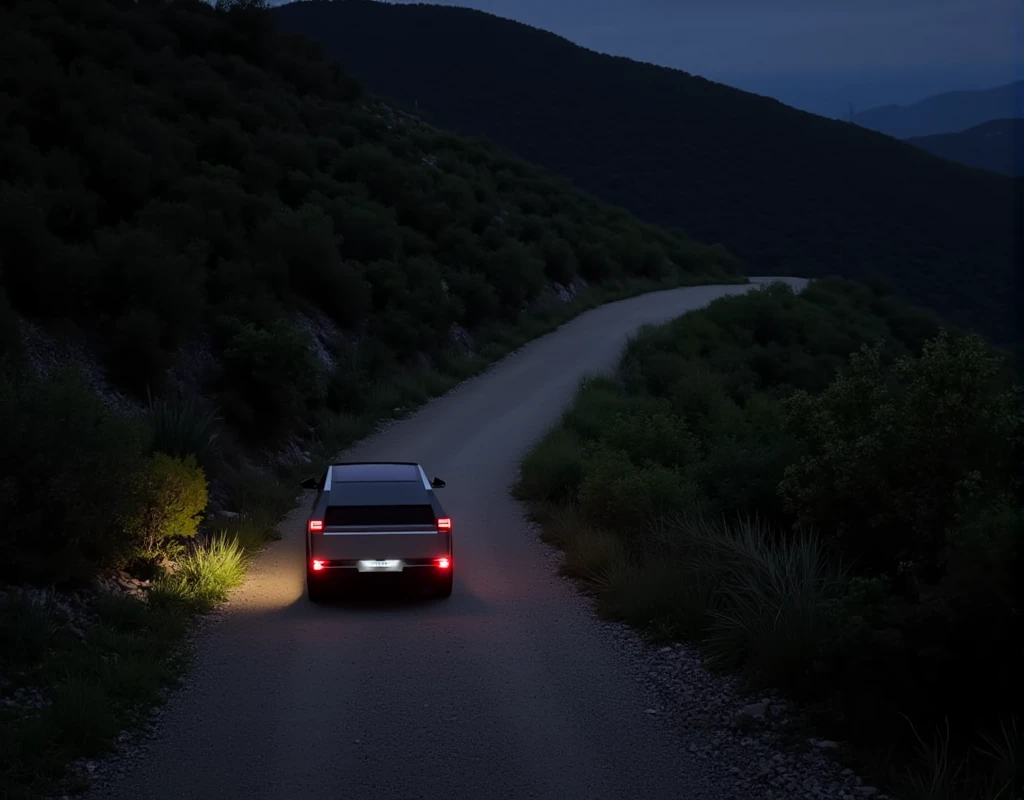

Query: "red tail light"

xmin=437 ymin=517 xmax=452 ymax=532
xmin=312 ymin=559 xmax=325 ymax=571
xmin=308 ymin=519 xmax=323 ymax=533
xmin=436 ymin=557 xmax=450 ymax=569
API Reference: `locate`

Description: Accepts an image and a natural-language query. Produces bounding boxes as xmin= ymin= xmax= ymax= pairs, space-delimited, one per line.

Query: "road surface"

xmin=87 ymin=278 xmax=807 ymax=800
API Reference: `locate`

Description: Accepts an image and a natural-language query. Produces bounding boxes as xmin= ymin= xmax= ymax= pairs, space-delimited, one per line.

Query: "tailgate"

xmin=310 ymin=503 xmax=449 ymax=566
xmin=311 ymin=526 xmax=446 ymax=562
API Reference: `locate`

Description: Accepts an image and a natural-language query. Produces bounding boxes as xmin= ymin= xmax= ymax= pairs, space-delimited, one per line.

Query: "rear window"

xmin=323 ymin=505 xmax=435 ymax=527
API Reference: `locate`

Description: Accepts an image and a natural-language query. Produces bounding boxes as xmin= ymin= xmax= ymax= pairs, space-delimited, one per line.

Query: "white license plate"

xmin=357 ymin=559 xmax=403 ymax=572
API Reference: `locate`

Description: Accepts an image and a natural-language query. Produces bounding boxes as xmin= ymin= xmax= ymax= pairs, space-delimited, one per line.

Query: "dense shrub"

xmin=514 ymin=427 xmax=583 ymax=505
xmin=780 ymin=331 xmax=1023 ymax=581
xmin=0 ymin=0 xmax=737 ymax=453
xmin=256 ymin=203 xmax=371 ymax=328
xmin=578 ymin=445 xmax=699 ymax=532
xmin=516 ymin=280 xmax=1024 ymax=797
xmin=217 ymin=317 xmax=325 ymax=437
xmin=125 ymin=453 xmax=209 ymax=558
xmin=0 ymin=367 xmax=149 ymax=583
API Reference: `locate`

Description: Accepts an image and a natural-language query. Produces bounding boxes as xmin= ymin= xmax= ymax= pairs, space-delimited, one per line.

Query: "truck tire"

xmin=307 ymin=571 xmax=329 ymax=603
xmin=435 ymin=569 xmax=453 ymax=598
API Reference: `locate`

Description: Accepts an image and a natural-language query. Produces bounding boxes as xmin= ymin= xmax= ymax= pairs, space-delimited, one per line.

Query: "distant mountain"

xmin=906 ymin=119 xmax=1024 ymax=176
xmin=272 ymin=1 xmax=1020 ymax=346
xmin=852 ymin=80 xmax=1024 ymax=139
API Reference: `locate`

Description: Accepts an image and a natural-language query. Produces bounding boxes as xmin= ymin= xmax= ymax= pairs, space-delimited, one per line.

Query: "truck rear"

xmin=305 ymin=465 xmax=453 ymax=599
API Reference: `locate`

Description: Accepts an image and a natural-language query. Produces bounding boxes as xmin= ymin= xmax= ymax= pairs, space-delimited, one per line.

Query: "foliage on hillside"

xmin=0 ymin=0 xmax=738 ymax=581
xmin=516 ymin=279 xmax=1024 ymax=799
xmin=0 ymin=0 xmax=737 ymax=443
xmin=273 ymin=0 xmax=1022 ymax=349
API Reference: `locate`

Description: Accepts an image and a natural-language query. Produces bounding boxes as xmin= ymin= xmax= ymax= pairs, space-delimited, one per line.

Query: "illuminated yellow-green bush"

xmin=127 ymin=453 xmax=209 ymax=556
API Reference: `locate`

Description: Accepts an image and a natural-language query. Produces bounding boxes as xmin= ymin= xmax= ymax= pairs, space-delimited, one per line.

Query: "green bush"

xmin=92 ymin=224 xmax=205 ymax=351
xmin=514 ymin=427 xmax=584 ymax=504
xmin=578 ymin=444 xmax=699 ymax=532
xmin=337 ymin=203 xmax=401 ymax=262
xmin=517 ymin=282 xmax=1024 ymax=796
xmin=0 ymin=367 xmax=149 ymax=582
xmin=779 ymin=331 xmax=1023 ymax=580
xmin=483 ymin=240 xmax=547 ymax=315
xmin=446 ymin=269 xmax=501 ymax=328
xmin=602 ymin=409 xmax=699 ymax=469
xmin=575 ymin=239 xmax=617 ymax=281
xmin=125 ymin=453 xmax=209 ymax=558
xmin=218 ymin=317 xmax=325 ymax=437
xmin=256 ymin=203 xmax=371 ymax=327
xmin=536 ymin=234 xmax=577 ymax=284
xmin=560 ymin=376 xmax=634 ymax=442
xmin=0 ymin=0 xmax=733 ymax=457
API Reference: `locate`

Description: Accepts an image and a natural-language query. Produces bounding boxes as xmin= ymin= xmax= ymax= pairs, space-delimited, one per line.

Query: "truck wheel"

xmin=435 ymin=569 xmax=453 ymax=598
xmin=307 ymin=572 xmax=329 ymax=603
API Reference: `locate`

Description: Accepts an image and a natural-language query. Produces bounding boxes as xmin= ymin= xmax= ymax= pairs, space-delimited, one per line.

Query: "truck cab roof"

xmin=329 ymin=462 xmax=424 ymax=484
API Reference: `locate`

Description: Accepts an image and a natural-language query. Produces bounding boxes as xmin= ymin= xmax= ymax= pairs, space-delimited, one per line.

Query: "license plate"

xmin=357 ymin=559 xmax=403 ymax=572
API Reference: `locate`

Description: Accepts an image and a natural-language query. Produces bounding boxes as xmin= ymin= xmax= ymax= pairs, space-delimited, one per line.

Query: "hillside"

xmin=271 ymin=0 xmax=1022 ymax=349
xmin=906 ymin=119 xmax=1024 ymax=176
xmin=0 ymin=0 xmax=741 ymax=794
xmin=0 ymin=0 xmax=738 ymax=442
xmin=0 ymin=0 xmax=742 ymax=578
xmin=853 ymin=79 xmax=1024 ymax=139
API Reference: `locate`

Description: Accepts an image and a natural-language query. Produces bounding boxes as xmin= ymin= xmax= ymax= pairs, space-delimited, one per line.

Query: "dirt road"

xmin=86 ymin=278 xmax=807 ymax=800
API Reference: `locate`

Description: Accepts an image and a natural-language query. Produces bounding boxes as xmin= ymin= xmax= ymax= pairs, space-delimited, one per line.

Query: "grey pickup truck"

xmin=300 ymin=462 xmax=453 ymax=602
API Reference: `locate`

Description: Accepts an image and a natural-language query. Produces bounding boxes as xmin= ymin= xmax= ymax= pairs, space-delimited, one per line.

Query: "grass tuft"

xmin=147 ymin=388 xmax=222 ymax=468
xmin=153 ymin=535 xmax=248 ymax=612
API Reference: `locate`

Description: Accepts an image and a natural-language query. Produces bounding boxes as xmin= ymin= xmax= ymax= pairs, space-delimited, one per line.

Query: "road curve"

xmin=86 ymin=278 xmax=808 ymax=800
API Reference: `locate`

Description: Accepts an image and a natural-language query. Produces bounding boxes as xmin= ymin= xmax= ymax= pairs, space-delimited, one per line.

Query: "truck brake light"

xmin=437 ymin=517 xmax=451 ymax=532
xmin=309 ymin=519 xmax=324 ymax=533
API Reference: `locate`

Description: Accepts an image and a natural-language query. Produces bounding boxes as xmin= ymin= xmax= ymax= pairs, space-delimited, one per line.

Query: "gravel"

xmin=528 ymin=533 xmax=891 ymax=800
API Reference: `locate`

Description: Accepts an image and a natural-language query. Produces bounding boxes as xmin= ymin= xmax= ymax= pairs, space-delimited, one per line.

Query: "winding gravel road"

xmin=86 ymin=278 xmax=807 ymax=800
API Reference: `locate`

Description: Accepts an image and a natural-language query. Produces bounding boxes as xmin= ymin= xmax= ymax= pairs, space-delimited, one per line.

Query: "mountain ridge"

xmin=852 ymin=79 xmax=1024 ymax=139
xmin=906 ymin=118 xmax=1024 ymax=176
xmin=273 ymin=0 xmax=1021 ymax=348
